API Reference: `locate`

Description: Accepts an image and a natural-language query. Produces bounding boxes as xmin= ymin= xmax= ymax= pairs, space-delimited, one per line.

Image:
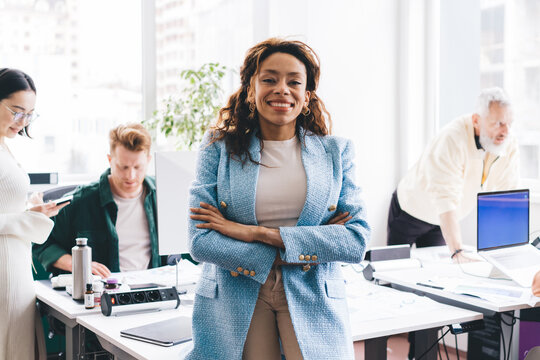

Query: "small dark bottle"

xmin=84 ymin=283 xmax=94 ymax=309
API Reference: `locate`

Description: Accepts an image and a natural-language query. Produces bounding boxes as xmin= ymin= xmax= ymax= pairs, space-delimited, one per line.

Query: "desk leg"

xmin=364 ymin=336 xmax=388 ymax=360
xmin=65 ymin=323 xmax=85 ymax=360
xmin=96 ymin=336 xmax=138 ymax=360
xmin=500 ymin=311 xmax=519 ymax=360
xmin=37 ymin=300 xmax=83 ymax=360
xmin=511 ymin=310 xmax=520 ymax=360
xmin=415 ymin=328 xmax=439 ymax=360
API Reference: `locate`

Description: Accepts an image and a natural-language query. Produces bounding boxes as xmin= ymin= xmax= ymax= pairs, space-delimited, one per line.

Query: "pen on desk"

xmin=416 ymin=282 xmax=444 ymax=290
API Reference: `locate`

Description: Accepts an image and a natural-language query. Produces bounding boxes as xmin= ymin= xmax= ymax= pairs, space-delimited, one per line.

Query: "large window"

xmin=480 ymin=0 xmax=540 ymax=180
xmin=1 ymin=0 xmax=399 ymax=246
xmin=152 ymin=0 xmax=252 ymax=148
xmin=0 ymin=0 xmax=142 ymax=177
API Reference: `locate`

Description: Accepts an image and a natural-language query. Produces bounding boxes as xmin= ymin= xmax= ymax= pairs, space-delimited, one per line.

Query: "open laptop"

xmin=477 ymin=189 xmax=540 ymax=287
xmin=120 ymin=317 xmax=192 ymax=347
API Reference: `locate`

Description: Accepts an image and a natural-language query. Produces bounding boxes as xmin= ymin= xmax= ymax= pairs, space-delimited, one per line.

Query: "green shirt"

xmin=33 ymin=169 xmax=174 ymax=274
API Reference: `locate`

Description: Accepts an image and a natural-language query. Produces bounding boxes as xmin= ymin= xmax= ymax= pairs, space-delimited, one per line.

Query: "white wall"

xmin=193 ymin=0 xmax=400 ymax=247
xmin=531 ymin=200 xmax=540 ymax=240
xmin=263 ymin=0 xmax=400 ymax=247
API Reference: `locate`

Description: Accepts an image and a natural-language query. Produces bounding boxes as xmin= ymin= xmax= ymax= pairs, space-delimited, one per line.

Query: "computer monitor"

xmin=154 ymin=151 xmax=198 ymax=255
xmin=477 ymin=189 xmax=529 ymax=251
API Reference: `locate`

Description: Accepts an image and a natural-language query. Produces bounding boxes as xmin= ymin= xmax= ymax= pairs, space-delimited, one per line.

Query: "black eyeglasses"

xmin=1 ymin=102 xmax=39 ymax=125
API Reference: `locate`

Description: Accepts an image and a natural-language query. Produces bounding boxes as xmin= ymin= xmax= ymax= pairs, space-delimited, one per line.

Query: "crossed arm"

xmin=190 ymin=201 xmax=351 ymax=263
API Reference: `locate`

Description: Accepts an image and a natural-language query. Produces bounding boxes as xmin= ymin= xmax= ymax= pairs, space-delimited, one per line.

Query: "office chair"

xmin=42 ymin=185 xmax=78 ymax=202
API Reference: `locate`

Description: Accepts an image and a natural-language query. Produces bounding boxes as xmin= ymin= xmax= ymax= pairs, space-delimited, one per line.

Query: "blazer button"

xmin=328 ymin=204 xmax=337 ymax=211
xmin=302 ymin=264 xmax=311 ymax=272
xmin=250 ymin=270 xmax=256 ymax=277
xmin=243 ymin=269 xmax=250 ymax=276
xmin=220 ymin=201 xmax=227 ymax=208
xmin=299 ymin=255 xmax=305 ymax=261
xmin=312 ymin=255 xmax=318 ymax=261
xmin=305 ymin=255 xmax=311 ymax=261
xmin=237 ymin=267 xmax=243 ymax=272
xmin=230 ymin=271 xmax=239 ymax=277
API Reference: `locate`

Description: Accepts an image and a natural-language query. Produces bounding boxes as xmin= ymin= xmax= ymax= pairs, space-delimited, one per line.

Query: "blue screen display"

xmin=477 ymin=190 xmax=529 ymax=250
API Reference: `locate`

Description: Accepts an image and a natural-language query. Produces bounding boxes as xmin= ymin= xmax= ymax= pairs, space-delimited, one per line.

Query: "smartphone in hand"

xmin=54 ymin=195 xmax=73 ymax=205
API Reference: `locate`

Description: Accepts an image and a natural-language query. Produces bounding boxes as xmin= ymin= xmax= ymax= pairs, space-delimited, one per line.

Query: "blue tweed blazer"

xmin=185 ymin=130 xmax=370 ymax=360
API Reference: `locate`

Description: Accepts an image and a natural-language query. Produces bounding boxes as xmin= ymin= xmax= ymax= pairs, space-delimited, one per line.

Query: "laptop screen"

xmin=477 ymin=189 xmax=529 ymax=251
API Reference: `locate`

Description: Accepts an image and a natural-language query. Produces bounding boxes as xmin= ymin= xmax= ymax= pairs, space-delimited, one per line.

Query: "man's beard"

xmin=479 ymin=128 xmax=506 ymax=156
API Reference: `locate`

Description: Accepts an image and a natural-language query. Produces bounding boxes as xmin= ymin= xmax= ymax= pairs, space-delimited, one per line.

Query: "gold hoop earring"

xmin=302 ymin=106 xmax=311 ymax=116
xmin=249 ymin=102 xmax=256 ymax=118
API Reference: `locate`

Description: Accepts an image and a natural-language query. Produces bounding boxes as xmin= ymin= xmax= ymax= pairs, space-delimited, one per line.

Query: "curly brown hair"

xmin=211 ymin=38 xmax=332 ymax=164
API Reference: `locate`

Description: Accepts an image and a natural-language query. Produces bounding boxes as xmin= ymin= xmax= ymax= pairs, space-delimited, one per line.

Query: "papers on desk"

xmin=448 ymin=283 xmax=527 ymax=303
xmin=418 ymin=275 xmax=539 ymax=306
xmin=448 ymin=283 xmax=540 ymax=307
xmin=117 ymin=261 xmax=201 ymax=289
xmin=528 ymin=294 xmax=540 ymax=307
xmin=346 ymin=281 xmax=443 ymax=322
xmin=411 ymin=245 xmax=481 ymax=265
xmin=342 ymin=265 xmax=442 ymax=322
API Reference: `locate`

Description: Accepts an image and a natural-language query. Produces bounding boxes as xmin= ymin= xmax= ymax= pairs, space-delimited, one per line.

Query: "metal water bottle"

xmin=72 ymin=237 xmax=92 ymax=300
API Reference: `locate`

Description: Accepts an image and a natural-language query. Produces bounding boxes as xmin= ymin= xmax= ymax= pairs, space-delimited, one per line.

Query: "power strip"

xmin=449 ymin=319 xmax=485 ymax=334
xmin=101 ymin=286 xmax=180 ymax=316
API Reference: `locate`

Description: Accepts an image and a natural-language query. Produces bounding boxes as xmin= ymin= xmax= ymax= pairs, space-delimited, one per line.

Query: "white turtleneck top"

xmin=0 ymin=143 xmax=53 ymax=360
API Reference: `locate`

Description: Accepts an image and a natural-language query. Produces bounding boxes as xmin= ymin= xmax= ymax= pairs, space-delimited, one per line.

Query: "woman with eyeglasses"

xmin=0 ymin=68 xmax=68 ymax=360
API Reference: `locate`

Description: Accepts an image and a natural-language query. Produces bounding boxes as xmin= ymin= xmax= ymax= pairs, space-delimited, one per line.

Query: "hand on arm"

xmin=190 ymin=202 xmax=286 ymax=248
xmin=439 ymin=210 xmax=476 ymax=263
xmin=190 ymin=202 xmax=262 ymax=243
xmin=327 ymin=211 xmax=352 ymax=225
xmin=191 ymin=202 xmax=352 ymax=264
xmin=52 ymin=254 xmax=111 ymax=278
xmin=242 ymin=211 xmax=351 ymax=248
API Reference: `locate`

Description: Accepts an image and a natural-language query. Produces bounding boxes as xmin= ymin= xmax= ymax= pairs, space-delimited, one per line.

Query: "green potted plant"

xmin=145 ymin=62 xmax=228 ymax=150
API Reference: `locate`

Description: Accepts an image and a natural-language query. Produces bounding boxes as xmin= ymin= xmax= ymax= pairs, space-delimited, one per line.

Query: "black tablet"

xmin=120 ymin=317 xmax=192 ymax=347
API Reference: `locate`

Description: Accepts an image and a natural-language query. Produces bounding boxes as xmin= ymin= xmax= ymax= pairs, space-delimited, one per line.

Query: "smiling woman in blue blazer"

xmin=186 ymin=38 xmax=370 ymax=360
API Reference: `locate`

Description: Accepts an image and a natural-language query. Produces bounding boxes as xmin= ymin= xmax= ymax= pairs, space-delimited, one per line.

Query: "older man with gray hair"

xmin=387 ymin=87 xmax=520 ymax=262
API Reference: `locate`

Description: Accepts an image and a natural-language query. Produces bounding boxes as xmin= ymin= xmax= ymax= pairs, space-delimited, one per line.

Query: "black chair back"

xmin=42 ymin=185 xmax=78 ymax=202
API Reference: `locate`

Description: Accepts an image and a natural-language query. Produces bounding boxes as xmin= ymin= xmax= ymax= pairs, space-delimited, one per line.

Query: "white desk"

xmin=35 ymin=261 xmax=200 ymax=360
xmin=344 ymin=265 xmax=482 ymax=359
xmin=373 ymin=248 xmax=540 ymax=360
xmin=50 ymin=265 xmax=482 ymax=360
xmin=374 ymin=264 xmax=539 ymax=314
xmin=35 ymin=280 xmax=101 ymax=360
xmin=77 ymin=303 xmax=194 ymax=360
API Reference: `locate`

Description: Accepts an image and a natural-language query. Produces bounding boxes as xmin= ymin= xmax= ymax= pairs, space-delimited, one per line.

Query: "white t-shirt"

xmin=113 ymin=188 xmax=151 ymax=271
xmin=255 ymin=136 xmax=307 ymax=228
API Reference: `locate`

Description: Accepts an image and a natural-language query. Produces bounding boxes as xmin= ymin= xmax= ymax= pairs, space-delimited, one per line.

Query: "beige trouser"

xmin=242 ymin=267 xmax=303 ymax=360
